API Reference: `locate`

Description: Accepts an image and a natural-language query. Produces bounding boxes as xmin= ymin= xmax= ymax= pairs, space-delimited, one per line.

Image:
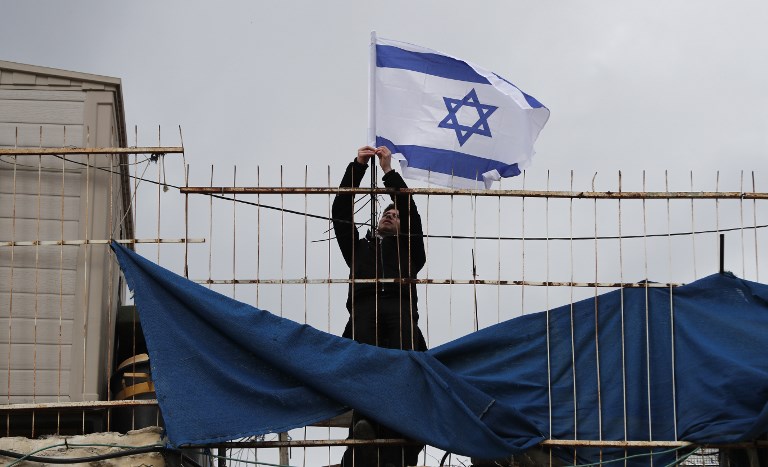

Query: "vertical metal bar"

xmin=618 ymin=171 xmax=628 ymax=466
xmin=279 ymin=431 xmax=289 ymax=465
xmin=642 ymin=171 xmax=653 ymax=458
xmin=568 ymin=170 xmax=578 ymax=464
xmin=716 ymin=172 xmax=721 ymax=269
xmin=448 ymin=191 xmax=454 ymax=339
xmin=33 ymin=131 xmax=42 ymax=416
xmin=256 ymin=166 xmax=261 ymax=307
xmin=665 ymin=171 xmax=679 ymax=444
xmin=232 ymin=166 xmax=237 ymax=299
xmin=280 ymin=166 xmax=285 ymax=316
xmin=106 ymin=128 xmax=115 ymax=433
xmin=406 ymin=191 xmax=413 ymax=350
xmin=178 ymin=125 xmax=187 ymax=173
xmin=592 ymin=172 xmax=603 ymax=453
xmin=739 ymin=171 xmax=746 ymax=277
xmin=327 ymin=166 xmax=332 ymax=332
xmin=545 ymin=171 xmax=552 ymax=441
xmin=497 ymin=185 xmax=502 ymax=325
xmin=6 ymin=142 xmax=17 ymax=435
xmin=370 ymin=158 xmax=377 ymax=238
xmin=719 ymin=234 xmax=725 ymax=274
xmin=58 ymin=129 xmax=67 ymax=434
xmin=472 ymin=194 xmax=478 ymax=331
xmin=208 ymin=165 xmax=214 ymax=290
xmin=304 ymin=166 xmax=308 ymax=324
xmin=521 ymin=171 xmax=527 ymax=315
xmin=132 ymin=127 xmax=138 ymax=239
xmin=184 ymin=163 xmax=189 ymax=279
xmin=753 ymin=172 xmax=760 ymax=282
xmin=131 ymin=139 xmax=139 ymax=432
xmin=82 ymin=126 xmax=91 ymax=434
xmin=424 ymin=182 xmax=431 ymax=347
xmin=156 ymin=131 xmax=161 ymax=265
xmin=326 ymin=165 xmax=332 ymax=467
xmin=690 ymin=172 xmax=698 ymax=280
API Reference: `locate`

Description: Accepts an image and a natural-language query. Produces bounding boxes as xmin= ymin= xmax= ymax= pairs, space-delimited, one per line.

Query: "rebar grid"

xmin=3 ymin=138 xmax=767 ymax=466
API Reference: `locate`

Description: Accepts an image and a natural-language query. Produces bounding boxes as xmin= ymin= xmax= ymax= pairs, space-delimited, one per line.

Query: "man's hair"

xmin=383 ymin=203 xmax=396 ymax=214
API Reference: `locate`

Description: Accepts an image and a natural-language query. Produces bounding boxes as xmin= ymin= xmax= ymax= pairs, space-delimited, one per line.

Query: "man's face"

xmin=377 ymin=208 xmax=400 ymax=236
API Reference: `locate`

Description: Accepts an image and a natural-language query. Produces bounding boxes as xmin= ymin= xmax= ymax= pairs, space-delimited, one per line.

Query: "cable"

xmin=0 ymin=442 xmax=203 ymax=467
xmin=7 ymin=154 xmax=766 ymax=243
xmin=209 ymin=451 xmax=296 ymax=467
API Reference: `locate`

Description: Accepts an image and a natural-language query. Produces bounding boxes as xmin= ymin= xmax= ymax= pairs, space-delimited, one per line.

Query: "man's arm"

xmin=380 ymin=156 xmax=426 ymax=274
xmin=331 ymin=148 xmax=373 ymax=267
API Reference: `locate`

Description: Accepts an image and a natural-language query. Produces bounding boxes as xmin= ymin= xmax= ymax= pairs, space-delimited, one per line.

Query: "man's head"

xmin=377 ymin=203 xmax=400 ymax=236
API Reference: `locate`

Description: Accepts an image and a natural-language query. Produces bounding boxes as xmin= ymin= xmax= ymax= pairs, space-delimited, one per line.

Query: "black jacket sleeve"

xmin=332 ymin=160 xmax=368 ymax=267
xmin=382 ymin=170 xmax=426 ymax=275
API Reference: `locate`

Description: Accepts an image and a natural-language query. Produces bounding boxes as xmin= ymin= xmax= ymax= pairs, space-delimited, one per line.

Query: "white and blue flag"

xmin=372 ymin=36 xmax=549 ymax=189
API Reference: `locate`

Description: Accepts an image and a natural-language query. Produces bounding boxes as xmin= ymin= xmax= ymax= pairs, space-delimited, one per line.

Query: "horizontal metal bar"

xmin=0 ymin=238 xmax=205 ymax=247
xmin=188 ymin=439 xmax=422 ymax=449
xmin=540 ymin=439 xmax=768 ymax=449
xmin=181 ymin=186 xmax=768 ymax=200
xmin=190 ymin=438 xmax=768 ymax=450
xmin=0 ymin=146 xmax=184 ymax=156
xmin=194 ymin=278 xmax=679 ymax=288
xmin=541 ymin=439 xmax=695 ymax=448
xmin=0 ymin=399 xmax=157 ymax=411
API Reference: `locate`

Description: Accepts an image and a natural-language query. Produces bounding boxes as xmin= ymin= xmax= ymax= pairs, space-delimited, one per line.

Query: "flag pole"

xmin=369 ymin=30 xmax=378 ymax=233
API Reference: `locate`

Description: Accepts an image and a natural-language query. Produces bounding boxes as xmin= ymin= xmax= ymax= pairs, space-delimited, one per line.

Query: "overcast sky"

xmin=3 ymin=2 xmax=768 ymax=464
xmin=4 ymin=0 xmax=768 ymax=361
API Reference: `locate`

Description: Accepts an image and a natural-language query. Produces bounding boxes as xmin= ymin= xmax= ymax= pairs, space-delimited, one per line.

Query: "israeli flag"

xmin=371 ymin=36 xmax=550 ymax=189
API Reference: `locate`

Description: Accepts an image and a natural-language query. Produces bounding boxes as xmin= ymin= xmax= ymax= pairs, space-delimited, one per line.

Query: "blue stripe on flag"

xmin=377 ymin=137 xmax=521 ymax=180
xmin=376 ymin=45 xmax=490 ymax=84
xmin=492 ymin=73 xmax=546 ymax=109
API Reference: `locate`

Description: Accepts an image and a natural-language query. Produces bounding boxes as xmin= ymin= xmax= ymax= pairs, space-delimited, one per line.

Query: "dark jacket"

xmin=332 ymin=160 xmax=426 ymax=321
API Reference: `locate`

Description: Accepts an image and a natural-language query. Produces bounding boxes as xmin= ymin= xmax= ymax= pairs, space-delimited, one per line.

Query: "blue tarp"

xmin=112 ymin=242 xmax=768 ymax=463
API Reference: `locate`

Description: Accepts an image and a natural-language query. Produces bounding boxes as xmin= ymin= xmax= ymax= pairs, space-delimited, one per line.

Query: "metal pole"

xmin=720 ymin=233 xmax=725 ymax=273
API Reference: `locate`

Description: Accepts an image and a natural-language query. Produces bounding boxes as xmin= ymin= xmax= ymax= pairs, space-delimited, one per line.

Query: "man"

xmin=332 ymin=145 xmax=427 ymax=466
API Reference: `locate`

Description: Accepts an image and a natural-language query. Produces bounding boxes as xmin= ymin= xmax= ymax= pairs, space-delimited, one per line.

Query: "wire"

xmin=0 ymin=442 xmax=204 ymax=467
xmin=11 ymin=153 xmax=766 ymax=243
xmin=209 ymin=451 xmax=297 ymax=467
xmin=562 ymin=445 xmax=691 ymax=467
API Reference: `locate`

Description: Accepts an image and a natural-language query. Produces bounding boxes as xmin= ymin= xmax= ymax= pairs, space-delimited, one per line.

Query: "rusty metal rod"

xmin=180 ymin=186 xmax=768 ymax=200
xmin=189 ymin=439 xmax=423 ymax=449
xmin=0 ymin=238 xmax=205 ymax=248
xmin=0 ymin=147 xmax=184 ymax=156
xmin=0 ymin=400 xmax=158 ymax=411
xmin=189 ymin=438 xmax=768 ymax=449
xmin=193 ymin=277 xmax=680 ymax=288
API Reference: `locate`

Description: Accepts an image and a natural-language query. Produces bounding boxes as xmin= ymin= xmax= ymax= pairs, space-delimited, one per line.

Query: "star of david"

xmin=438 ymin=88 xmax=498 ymax=146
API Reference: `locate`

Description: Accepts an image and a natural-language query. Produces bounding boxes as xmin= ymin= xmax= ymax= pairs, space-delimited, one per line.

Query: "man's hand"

xmin=375 ymin=146 xmax=393 ymax=173
xmin=356 ymin=146 xmax=377 ymax=165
